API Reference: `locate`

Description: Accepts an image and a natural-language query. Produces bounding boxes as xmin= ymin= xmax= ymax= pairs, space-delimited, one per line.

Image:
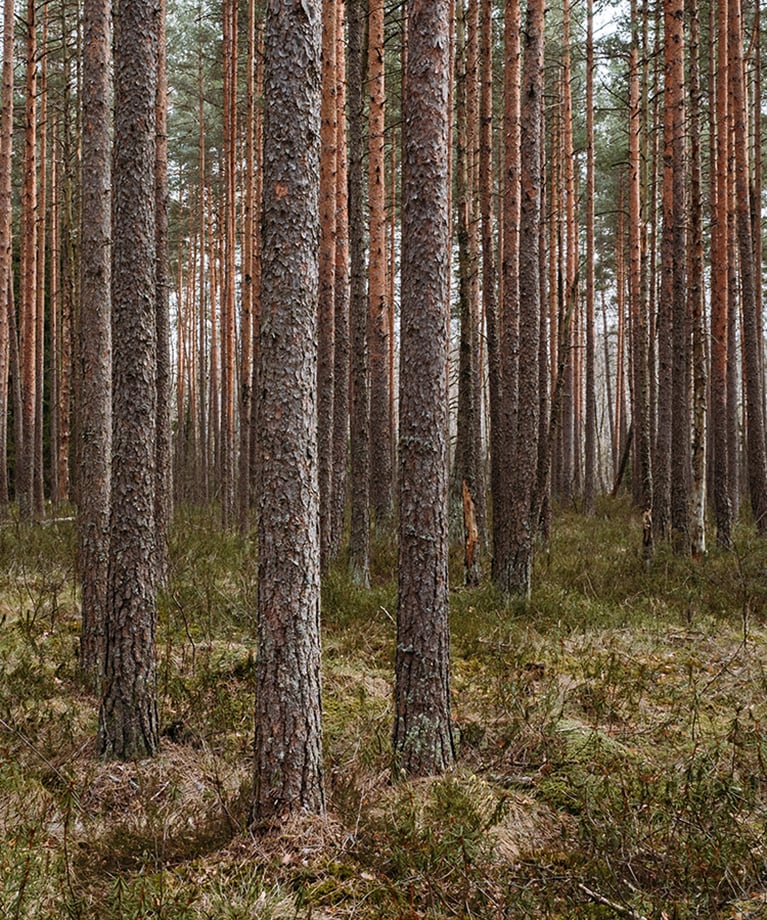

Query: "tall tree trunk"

xmin=78 ymin=0 xmax=112 ymax=681
xmin=495 ymin=0 xmax=543 ymax=598
xmin=629 ymin=1 xmax=653 ymax=537
xmin=667 ymin=0 xmax=690 ymax=554
xmin=331 ymin=0 xmax=350 ymax=561
xmin=196 ymin=28 xmax=208 ymax=503
xmin=239 ymin=0 xmax=256 ymax=535
xmin=710 ymin=0 xmax=732 ymax=546
xmin=251 ymin=0 xmax=324 ymax=823
xmin=454 ymin=0 xmax=483 ymax=581
xmin=583 ymin=0 xmax=596 ymax=514
xmin=687 ymin=0 xmax=706 ymax=556
xmin=368 ymin=0 xmax=393 ymax=524
xmin=0 ymin=0 xmax=14 ymax=518
xmin=480 ymin=0 xmax=500 ymax=579
xmin=347 ymin=0 xmax=370 ymax=585
xmin=155 ymin=0 xmax=171 ymax=582
xmin=493 ymin=0 xmax=520 ymax=583
xmin=221 ymin=0 xmax=237 ymax=528
xmin=19 ymin=0 xmax=38 ymax=521
xmin=34 ymin=8 xmax=47 ymax=519
xmin=730 ymin=0 xmax=767 ymax=532
xmin=395 ymin=0 xmax=455 ymax=776
xmin=318 ymin=0 xmax=338 ymax=569
xmin=560 ymin=0 xmax=577 ymax=503
xmin=99 ymin=0 xmax=160 ymax=759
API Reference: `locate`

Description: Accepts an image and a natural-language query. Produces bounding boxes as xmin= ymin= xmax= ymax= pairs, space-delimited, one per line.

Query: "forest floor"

xmin=2 ymin=497 xmax=767 ymax=918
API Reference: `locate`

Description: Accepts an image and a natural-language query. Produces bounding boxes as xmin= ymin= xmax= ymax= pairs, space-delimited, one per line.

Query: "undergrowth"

xmin=1 ymin=498 xmax=767 ymax=918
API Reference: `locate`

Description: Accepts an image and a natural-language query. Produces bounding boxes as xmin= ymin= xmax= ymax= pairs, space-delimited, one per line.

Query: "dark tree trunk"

xmin=394 ymin=0 xmax=455 ymax=777
xmin=99 ymin=0 xmax=160 ymax=760
xmin=78 ymin=0 xmax=112 ymax=681
xmin=710 ymin=0 xmax=731 ymax=546
xmin=667 ymin=0 xmax=690 ymax=554
xmin=495 ymin=0 xmax=543 ymax=598
xmin=347 ymin=0 xmax=370 ymax=585
xmin=18 ymin=0 xmax=37 ymax=522
xmin=251 ymin=0 xmax=324 ymax=822
xmin=629 ymin=1 xmax=653 ymax=534
xmin=687 ymin=0 xmax=706 ymax=556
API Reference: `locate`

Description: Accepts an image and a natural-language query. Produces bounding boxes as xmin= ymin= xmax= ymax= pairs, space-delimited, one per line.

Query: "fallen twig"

xmin=577 ymin=882 xmax=649 ymax=920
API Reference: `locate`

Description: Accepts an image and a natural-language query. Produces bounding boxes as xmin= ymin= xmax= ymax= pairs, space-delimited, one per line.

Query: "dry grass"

xmin=1 ymin=502 xmax=767 ymax=917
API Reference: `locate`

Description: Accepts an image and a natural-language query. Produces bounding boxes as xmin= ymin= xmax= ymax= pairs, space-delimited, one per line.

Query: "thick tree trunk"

xmin=251 ymin=0 xmax=324 ymax=822
xmin=494 ymin=0 xmax=543 ymax=598
xmin=78 ymin=0 xmax=112 ymax=681
xmin=394 ymin=0 xmax=455 ymax=777
xmin=99 ymin=0 xmax=160 ymax=760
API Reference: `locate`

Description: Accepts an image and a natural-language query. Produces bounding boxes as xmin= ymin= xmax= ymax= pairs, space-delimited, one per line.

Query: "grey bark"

xmin=251 ymin=0 xmax=324 ymax=823
xmin=394 ymin=0 xmax=455 ymax=777
xmin=98 ymin=0 xmax=160 ymax=760
xmin=78 ymin=0 xmax=112 ymax=680
xmin=347 ymin=0 xmax=371 ymax=586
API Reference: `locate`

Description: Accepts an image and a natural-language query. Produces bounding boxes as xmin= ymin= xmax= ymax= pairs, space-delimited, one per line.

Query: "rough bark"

xmin=368 ymin=0 xmax=393 ymax=525
xmin=0 ymin=0 xmax=14 ymax=517
xmin=394 ymin=0 xmax=455 ymax=777
xmin=730 ymin=0 xmax=767 ymax=533
xmin=710 ymin=0 xmax=731 ymax=546
xmin=347 ymin=0 xmax=371 ymax=585
xmin=687 ymin=0 xmax=706 ymax=556
xmin=583 ymin=0 xmax=596 ymax=514
xmin=454 ymin=0 xmax=484 ymax=567
xmin=98 ymin=0 xmax=160 ymax=760
xmin=221 ymin=0 xmax=237 ymax=527
xmin=251 ymin=0 xmax=324 ymax=822
xmin=239 ymin=0 xmax=256 ymax=535
xmin=493 ymin=0 xmax=520 ymax=582
xmin=18 ymin=0 xmax=37 ymax=521
xmin=331 ymin=0 xmax=350 ymax=561
xmin=318 ymin=0 xmax=338 ymax=569
xmin=494 ymin=0 xmax=543 ymax=598
xmin=78 ymin=0 xmax=113 ymax=680
xmin=155 ymin=0 xmax=172 ymax=582
xmin=667 ymin=0 xmax=690 ymax=554
xmin=628 ymin=6 xmax=653 ymax=533
xmin=480 ymin=0 xmax=500 ymax=580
